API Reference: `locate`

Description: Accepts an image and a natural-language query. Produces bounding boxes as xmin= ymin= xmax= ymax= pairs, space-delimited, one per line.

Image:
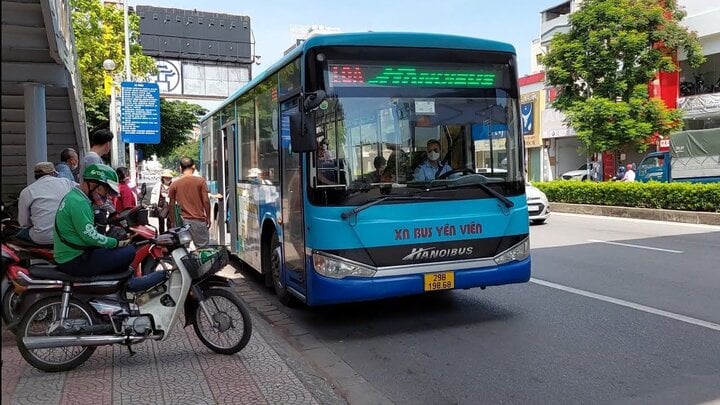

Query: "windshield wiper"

xmin=340 ymin=195 xmax=444 ymax=219
xmin=426 ymin=182 xmax=514 ymax=208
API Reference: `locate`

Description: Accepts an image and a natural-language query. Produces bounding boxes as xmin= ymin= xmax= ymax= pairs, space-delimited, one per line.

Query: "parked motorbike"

xmin=107 ymin=203 xmax=170 ymax=277
xmin=1 ymin=238 xmax=54 ymax=325
xmin=1 ymin=200 xmax=55 ymax=325
xmin=14 ymin=225 xmax=252 ymax=372
xmin=4 ymin=200 xmax=162 ymax=328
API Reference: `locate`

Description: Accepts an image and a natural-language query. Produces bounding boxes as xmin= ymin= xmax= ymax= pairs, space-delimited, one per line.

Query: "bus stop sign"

xmin=121 ymin=81 xmax=161 ymax=144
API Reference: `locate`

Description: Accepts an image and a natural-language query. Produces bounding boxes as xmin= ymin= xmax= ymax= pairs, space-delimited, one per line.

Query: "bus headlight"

xmin=493 ymin=237 xmax=530 ymax=265
xmin=313 ymin=253 xmax=376 ymax=279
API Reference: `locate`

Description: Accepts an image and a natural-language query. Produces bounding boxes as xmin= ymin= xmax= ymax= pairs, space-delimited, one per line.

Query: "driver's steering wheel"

xmin=438 ymin=168 xmax=475 ymax=179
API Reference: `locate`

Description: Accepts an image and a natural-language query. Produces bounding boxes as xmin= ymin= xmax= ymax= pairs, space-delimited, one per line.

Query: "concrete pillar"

xmin=24 ymin=83 xmax=47 ymax=185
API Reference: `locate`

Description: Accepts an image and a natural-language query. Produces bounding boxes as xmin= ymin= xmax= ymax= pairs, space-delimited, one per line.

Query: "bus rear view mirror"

xmin=289 ymin=111 xmax=317 ymax=153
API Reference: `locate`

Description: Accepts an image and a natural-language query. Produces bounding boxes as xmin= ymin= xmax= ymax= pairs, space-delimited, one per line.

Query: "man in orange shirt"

xmin=168 ymin=157 xmax=211 ymax=248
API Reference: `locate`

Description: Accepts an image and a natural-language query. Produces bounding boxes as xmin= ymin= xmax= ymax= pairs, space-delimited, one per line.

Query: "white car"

xmin=526 ymin=183 xmax=549 ymax=224
xmin=561 ymin=163 xmax=590 ymax=181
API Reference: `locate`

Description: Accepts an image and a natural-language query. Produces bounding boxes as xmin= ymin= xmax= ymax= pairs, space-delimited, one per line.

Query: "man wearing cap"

xmin=53 ymin=163 xmax=135 ymax=276
xmin=15 ymin=162 xmax=75 ymax=245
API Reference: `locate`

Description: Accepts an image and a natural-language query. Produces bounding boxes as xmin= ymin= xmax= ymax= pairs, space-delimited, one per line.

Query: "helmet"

xmin=626 ymin=163 xmax=633 ymax=170
xmin=161 ymin=169 xmax=174 ymax=179
xmin=83 ymin=164 xmax=120 ymax=195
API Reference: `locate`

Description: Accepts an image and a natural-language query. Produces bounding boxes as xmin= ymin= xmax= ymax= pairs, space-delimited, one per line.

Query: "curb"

xmin=549 ymin=202 xmax=720 ymax=225
xmin=232 ymin=267 xmax=394 ymax=405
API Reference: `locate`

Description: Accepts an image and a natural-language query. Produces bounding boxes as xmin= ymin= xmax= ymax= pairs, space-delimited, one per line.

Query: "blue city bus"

xmin=199 ymin=32 xmax=530 ymax=306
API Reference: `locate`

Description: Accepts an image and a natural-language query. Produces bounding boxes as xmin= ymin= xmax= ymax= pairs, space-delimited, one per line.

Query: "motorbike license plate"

xmin=424 ymin=271 xmax=454 ymax=291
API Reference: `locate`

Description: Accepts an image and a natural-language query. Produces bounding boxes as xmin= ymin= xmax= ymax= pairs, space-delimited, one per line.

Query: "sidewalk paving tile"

xmin=1 ymin=289 xmax=329 ymax=405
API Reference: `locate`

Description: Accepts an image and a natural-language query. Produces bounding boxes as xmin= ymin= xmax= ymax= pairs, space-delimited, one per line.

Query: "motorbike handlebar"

xmin=134 ymin=239 xmax=153 ymax=247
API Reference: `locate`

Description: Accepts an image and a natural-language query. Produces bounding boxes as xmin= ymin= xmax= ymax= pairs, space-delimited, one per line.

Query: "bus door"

xmin=225 ymin=123 xmax=239 ymax=251
xmin=212 ymin=123 xmax=232 ymax=246
xmin=280 ymin=99 xmax=306 ymax=295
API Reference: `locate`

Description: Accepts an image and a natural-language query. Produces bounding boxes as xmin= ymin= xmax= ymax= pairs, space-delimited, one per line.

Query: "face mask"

xmin=322 ymin=144 xmax=328 ymax=150
xmin=428 ymin=151 xmax=440 ymax=161
xmin=163 ymin=179 xmax=172 ymax=185
xmin=92 ymin=191 xmax=108 ymax=205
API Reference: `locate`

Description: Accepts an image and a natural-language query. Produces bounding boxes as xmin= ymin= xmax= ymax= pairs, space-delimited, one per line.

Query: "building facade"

xmin=526 ymin=0 xmax=720 ymax=181
xmin=136 ymin=5 xmax=255 ymax=113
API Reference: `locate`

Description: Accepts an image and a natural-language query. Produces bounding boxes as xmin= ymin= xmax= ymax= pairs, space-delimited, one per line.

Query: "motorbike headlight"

xmin=494 ymin=237 xmax=530 ymax=265
xmin=313 ymin=252 xmax=376 ymax=279
xmin=177 ymin=230 xmax=193 ymax=246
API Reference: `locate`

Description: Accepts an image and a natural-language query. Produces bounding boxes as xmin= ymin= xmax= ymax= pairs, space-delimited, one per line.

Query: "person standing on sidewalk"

xmin=168 ymin=157 xmax=211 ymax=248
xmin=150 ymin=169 xmax=174 ymax=233
xmin=82 ymin=129 xmax=116 ymax=231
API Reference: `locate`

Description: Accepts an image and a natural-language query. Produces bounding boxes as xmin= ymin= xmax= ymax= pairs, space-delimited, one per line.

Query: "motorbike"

xmin=107 ymin=203 xmax=169 ymax=277
xmin=13 ymin=225 xmax=252 ymax=372
xmin=1 ymin=200 xmax=55 ymax=325
xmin=1 ymin=238 xmax=54 ymax=325
xmin=3 ymin=202 xmax=163 ymax=328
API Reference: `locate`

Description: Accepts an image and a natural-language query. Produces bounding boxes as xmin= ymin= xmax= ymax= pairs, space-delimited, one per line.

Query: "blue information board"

xmin=121 ymin=81 xmax=161 ymax=144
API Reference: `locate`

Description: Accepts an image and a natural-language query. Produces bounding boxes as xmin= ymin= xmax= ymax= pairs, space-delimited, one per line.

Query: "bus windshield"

xmin=308 ymin=55 xmax=523 ymax=206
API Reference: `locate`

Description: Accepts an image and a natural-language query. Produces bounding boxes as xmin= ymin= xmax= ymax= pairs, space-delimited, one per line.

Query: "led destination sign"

xmin=328 ymin=63 xmax=498 ymax=88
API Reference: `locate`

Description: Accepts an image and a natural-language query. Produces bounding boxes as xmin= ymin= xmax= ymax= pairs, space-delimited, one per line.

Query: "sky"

xmin=131 ymin=0 xmax=564 ymax=77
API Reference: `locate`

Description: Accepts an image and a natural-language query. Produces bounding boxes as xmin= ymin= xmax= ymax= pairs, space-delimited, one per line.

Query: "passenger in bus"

xmin=316 ymin=141 xmax=338 ymax=185
xmin=366 ymin=156 xmax=388 ymax=183
xmin=412 ymin=139 xmax=454 ymax=181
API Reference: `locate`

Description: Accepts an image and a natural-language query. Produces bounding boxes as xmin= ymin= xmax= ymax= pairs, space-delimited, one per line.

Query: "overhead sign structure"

xmin=121 ymin=81 xmax=161 ymax=144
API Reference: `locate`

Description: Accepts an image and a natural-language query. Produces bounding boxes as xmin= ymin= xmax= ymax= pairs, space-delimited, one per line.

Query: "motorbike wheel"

xmin=2 ymin=288 xmax=20 ymax=326
xmin=193 ymin=288 xmax=252 ymax=355
xmin=16 ymin=296 xmax=97 ymax=372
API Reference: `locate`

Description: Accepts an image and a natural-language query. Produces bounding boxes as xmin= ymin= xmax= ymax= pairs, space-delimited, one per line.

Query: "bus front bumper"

xmin=305 ymin=258 xmax=531 ymax=306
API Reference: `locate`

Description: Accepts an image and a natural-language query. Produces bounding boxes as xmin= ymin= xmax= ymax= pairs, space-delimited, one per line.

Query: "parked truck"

xmin=636 ymin=128 xmax=720 ymax=183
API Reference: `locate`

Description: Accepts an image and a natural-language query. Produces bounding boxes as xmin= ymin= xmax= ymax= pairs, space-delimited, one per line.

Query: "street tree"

xmin=137 ymin=99 xmax=207 ymax=161
xmin=71 ymin=0 xmax=156 ymax=129
xmin=541 ymin=0 xmax=705 ymax=154
xmin=160 ymin=140 xmax=200 ymax=171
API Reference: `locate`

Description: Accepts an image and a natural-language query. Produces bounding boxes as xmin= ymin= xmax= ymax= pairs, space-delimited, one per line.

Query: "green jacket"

xmin=53 ymin=187 xmax=118 ymax=263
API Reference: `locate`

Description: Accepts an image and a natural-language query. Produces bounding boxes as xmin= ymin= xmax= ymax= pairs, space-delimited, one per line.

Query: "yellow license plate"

xmin=424 ymin=272 xmax=455 ymax=291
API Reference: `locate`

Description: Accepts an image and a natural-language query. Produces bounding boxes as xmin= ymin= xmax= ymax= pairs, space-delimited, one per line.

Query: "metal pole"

xmin=109 ymin=86 xmax=119 ymax=167
xmin=123 ymin=1 xmax=136 ymax=182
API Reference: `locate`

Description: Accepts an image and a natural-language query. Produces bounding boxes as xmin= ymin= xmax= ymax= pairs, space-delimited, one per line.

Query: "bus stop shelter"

xmin=1 ymin=0 xmax=87 ymax=202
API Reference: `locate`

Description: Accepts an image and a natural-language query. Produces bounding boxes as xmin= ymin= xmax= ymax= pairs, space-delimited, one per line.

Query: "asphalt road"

xmin=265 ymin=213 xmax=720 ymax=405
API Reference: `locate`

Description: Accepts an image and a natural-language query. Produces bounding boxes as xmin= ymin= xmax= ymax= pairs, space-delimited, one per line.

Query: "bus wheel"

xmin=267 ymin=233 xmax=296 ymax=306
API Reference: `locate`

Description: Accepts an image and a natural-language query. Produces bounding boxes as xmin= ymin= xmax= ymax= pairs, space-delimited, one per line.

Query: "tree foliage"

xmin=159 ymin=140 xmax=200 ymax=171
xmin=137 ymin=99 xmax=207 ymax=160
xmin=71 ymin=0 xmax=156 ymax=129
xmin=541 ymin=0 xmax=705 ymax=153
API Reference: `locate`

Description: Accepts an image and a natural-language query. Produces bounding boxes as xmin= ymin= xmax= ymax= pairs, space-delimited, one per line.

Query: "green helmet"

xmin=83 ymin=164 xmax=120 ymax=195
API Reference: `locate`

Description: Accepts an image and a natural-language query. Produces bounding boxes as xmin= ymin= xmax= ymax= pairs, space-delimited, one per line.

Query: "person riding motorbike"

xmin=53 ymin=164 xmax=135 ymax=277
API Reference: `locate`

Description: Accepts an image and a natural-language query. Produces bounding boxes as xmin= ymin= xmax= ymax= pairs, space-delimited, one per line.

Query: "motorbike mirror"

xmin=141 ymin=183 xmax=147 ymax=198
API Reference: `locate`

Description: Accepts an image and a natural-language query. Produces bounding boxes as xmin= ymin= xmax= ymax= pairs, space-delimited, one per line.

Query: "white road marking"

xmin=530 ymin=278 xmax=720 ymax=332
xmin=588 ymin=239 xmax=684 ymax=253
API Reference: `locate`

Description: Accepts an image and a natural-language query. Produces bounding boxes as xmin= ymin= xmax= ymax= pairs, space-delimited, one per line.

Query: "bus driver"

xmin=413 ymin=139 xmax=453 ymax=181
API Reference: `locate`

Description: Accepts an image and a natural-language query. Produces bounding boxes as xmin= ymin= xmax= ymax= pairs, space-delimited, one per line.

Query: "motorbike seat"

xmin=8 ymin=237 xmax=53 ymax=249
xmin=29 ymin=265 xmax=134 ymax=282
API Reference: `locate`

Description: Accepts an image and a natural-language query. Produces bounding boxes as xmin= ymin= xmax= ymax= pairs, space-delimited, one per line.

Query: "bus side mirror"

xmin=289 ymin=111 xmax=317 ymax=153
xmin=303 ymin=90 xmax=326 ymax=111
